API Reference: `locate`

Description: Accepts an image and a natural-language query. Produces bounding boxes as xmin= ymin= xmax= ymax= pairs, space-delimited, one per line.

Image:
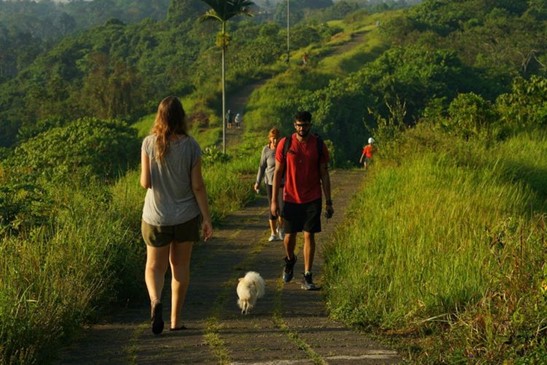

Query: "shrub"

xmin=5 ymin=117 xmax=140 ymax=183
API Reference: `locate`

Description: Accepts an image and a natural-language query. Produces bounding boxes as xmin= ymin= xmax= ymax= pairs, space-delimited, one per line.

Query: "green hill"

xmin=0 ymin=0 xmax=545 ymax=363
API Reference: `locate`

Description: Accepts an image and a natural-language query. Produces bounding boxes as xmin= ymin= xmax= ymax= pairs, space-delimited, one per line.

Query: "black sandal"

xmin=151 ymin=302 xmax=164 ymax=335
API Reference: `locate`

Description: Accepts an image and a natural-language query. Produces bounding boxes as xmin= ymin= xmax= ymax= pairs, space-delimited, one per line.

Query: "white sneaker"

xmin=277 ymin=228 xmax=285 ymax=240
xmin=268 ymin=234 xmax=278 ymax=242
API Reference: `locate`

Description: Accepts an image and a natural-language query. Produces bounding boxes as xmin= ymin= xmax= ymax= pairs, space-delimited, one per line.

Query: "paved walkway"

xmin=56 ymin=169 xmax=401 ymax=365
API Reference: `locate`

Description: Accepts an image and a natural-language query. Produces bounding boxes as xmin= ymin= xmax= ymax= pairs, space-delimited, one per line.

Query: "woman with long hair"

xmin=140 ymin=96 xmax=213 ymax=335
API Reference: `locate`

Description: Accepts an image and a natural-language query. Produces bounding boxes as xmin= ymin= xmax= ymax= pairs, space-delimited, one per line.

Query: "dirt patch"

xmin=55 ymin=169 xmax=401 ymax=364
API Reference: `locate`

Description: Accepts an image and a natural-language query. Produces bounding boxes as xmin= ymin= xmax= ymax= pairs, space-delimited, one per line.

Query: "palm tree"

xmin=199 ymin=0 xmax=254 ymax=154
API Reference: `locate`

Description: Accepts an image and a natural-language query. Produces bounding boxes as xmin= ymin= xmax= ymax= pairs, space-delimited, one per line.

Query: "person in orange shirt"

xmin=359 ymin=137 xmax=375 ymax=169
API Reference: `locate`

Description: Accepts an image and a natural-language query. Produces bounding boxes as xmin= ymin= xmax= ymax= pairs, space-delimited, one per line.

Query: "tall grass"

xmin=203 ymin=131 xmax=264 ymax=222
xmin=323 ymin=129 xmax=546 ymax=362
xmin=0 ymin=113 xmax=266 ymax=364
xmin=0 ymin=179 xmax=144 ymax=364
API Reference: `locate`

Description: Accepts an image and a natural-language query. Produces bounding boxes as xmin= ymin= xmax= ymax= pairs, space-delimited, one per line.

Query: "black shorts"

xmin=282 ymin=199 xmax=322 ymax=233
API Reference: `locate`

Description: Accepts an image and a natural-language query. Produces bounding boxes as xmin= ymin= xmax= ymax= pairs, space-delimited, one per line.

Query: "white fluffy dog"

xmin=236 ymin=271 xmax=265 ymax=315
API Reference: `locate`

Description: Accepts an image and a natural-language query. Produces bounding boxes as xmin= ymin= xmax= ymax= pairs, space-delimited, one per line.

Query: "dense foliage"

xmin=0 ymin=0 xmax=545 ymax=363
xmin=0 ymin=117 xmax=139 ymax=238
xmin=7 ymin=118 xmax=139 ymax=182
xmin=0 ymin=0 xmax=171 ymax=83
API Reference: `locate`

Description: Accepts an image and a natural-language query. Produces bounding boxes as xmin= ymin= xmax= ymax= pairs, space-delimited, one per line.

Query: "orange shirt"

xmin=363 ymin=144 xmax=374 ymax=158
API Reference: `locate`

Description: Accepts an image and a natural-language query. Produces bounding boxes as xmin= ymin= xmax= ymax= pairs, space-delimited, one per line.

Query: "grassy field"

xmin=323 ymin=127 xmax=547 ymax=363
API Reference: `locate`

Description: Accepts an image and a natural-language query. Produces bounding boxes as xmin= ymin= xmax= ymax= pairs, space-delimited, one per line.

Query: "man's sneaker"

xmin=268 ymin=234 xmax=278 ymax=242
xmin=282 ymin=256 xmax=297 ymax=283
xmin=301 ymin=272 xmax=319 ymax=290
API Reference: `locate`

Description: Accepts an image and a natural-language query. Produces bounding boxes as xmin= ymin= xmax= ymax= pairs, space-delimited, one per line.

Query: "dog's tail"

xmin=238 ymin=299 xmax=250 ymax=315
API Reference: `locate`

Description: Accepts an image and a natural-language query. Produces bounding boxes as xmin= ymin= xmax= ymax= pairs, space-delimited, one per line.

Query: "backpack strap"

xmin=283 ymin=133 xmax=323 ymax=160
xmin=282 ymin=133 xmax=324 ymax=172
xmin=314 ymin=133 xmax=323 ymax=166
xmin=282 ymin=134 xmax=292 ymax=161
xmin=281 ymin=135 xmax=292 ymax=182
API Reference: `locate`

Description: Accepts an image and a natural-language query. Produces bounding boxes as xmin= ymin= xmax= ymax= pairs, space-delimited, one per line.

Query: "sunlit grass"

xmin=132 ymin=113 xmax=154 ymax=139
xmin=320 ymin=12 xmax=390 ymax=75
xmin=243 ymin=11 xmax=393 ymax=134
xmin=0 ymin=178 xmax=144 ymax=364
xmin=323 ymin=130 xmax=547 ymax=362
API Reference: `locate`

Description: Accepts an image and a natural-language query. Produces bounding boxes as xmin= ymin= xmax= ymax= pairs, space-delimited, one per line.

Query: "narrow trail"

xmin=56 ymin=29 xmax=402 ymax=364
xmin=225 ymin=81 xmax=264 ymax=149
xmin=56 ymin=169 xmax=401 ymax=365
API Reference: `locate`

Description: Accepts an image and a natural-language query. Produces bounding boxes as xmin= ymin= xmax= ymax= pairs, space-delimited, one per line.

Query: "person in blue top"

xmin=140 ymin=96 xmax=213 ymax=335
xmin=254 ymin=127 xmax=284 ymax=242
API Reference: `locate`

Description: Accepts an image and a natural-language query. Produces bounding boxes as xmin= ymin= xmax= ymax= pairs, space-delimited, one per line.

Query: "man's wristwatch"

xmin=326 ymin=199 xmax=333 ymax=206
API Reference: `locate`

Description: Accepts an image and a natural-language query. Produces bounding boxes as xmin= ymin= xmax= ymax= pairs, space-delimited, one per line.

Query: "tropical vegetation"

xmin=0 ymin=0 xmax=545 ymax=363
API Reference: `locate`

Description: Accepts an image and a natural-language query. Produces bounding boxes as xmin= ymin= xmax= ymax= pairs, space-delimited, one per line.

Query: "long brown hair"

xmin=151 ymin=96 xmax=187 ymax=162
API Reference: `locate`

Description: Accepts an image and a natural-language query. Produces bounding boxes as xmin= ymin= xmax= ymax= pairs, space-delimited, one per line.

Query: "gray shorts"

xmin=141 ymin=215 xmax=201 ymax=247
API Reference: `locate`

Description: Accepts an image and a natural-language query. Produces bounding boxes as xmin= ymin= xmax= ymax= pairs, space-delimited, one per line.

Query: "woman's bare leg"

xmin=145 ymin=245 xmax=170 ymax=305
xmin=169 ymin=242 xmax=193 ymax=329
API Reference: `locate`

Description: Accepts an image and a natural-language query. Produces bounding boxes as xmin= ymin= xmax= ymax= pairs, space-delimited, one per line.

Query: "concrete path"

xmin=56 ymin=169 xmax=401 ymax=365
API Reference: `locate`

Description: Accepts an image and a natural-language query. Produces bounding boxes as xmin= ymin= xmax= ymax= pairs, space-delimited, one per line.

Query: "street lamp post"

xmin=286 ymin=0 xmax=290 ymax=63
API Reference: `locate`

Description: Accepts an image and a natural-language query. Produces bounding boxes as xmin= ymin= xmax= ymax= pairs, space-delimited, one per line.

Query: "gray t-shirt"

xmin=256 ymin=145 xmax=276 ymax=186
xmin=142 ymin=135 xmax=202 ymax=226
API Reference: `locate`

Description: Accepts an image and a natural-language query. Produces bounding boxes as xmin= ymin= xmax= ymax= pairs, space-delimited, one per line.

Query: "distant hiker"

xmin=302 ymin=53 xmax=309 ymax=66
xmin=235 ymin=113 xmax=241 ymax=129
xmin=254 ymin=127 xmax=284 ymax=242
xmin=140 ymin=96 xmax=213 ymax=335
xmin=271 ymin=111 xmax=333 ymax=291
xmin=359 ymin=137 xmax=376 ymax=170
xmin=226 ymin=109 xmax=232 ymax=129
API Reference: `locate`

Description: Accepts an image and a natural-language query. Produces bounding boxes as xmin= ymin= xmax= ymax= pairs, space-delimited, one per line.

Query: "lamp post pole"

xmin=286 ymin=0 xmax=290 ymax=63
xmin=221 ymin=22 xmax=227 ymax=154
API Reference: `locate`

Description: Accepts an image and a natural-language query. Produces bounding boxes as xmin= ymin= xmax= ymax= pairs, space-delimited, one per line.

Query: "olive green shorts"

xmin=141 ymin=215 xmax=201 ymax=247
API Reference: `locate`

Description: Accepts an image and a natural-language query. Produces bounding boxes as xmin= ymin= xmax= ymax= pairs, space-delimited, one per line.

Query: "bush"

xmin=4 ymin=117 xmax=140 ymax=183
xmin=0 ymin=183 xmax=54 ymax=236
